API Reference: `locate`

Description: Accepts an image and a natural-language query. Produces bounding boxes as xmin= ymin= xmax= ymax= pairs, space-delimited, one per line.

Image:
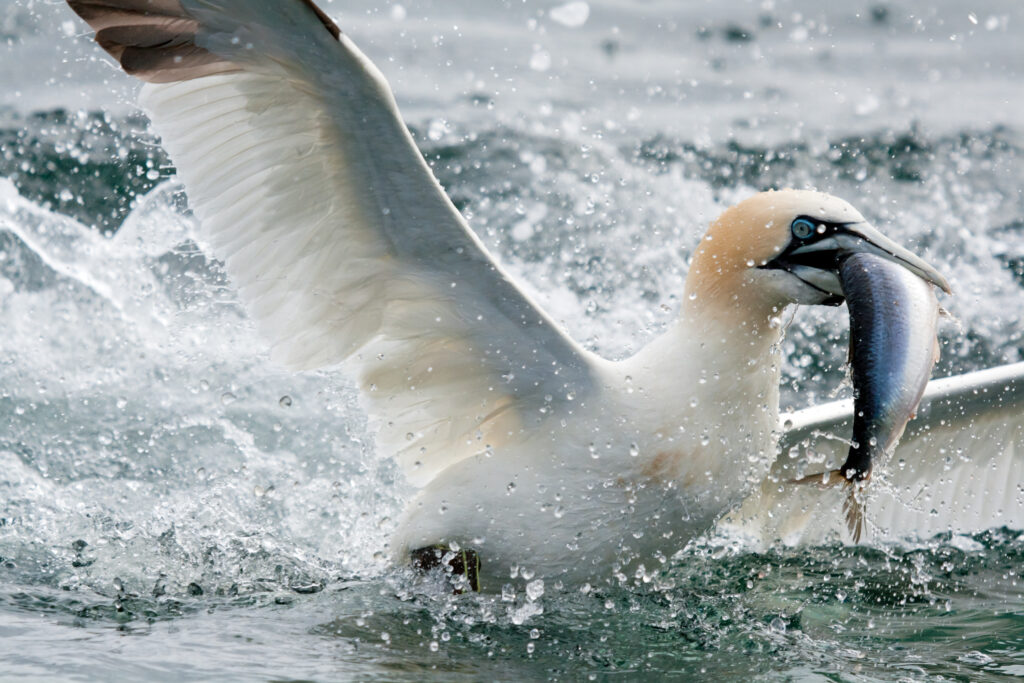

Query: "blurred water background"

xmin=1 ymin=0 xmax=1023 ymax=679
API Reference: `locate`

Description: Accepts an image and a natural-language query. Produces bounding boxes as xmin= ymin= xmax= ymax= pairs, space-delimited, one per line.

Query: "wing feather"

xmin=67 ymin=0 xmax=597 ymax=487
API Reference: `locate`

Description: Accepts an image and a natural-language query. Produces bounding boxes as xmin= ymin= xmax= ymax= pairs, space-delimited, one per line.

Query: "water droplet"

xmin=279 ymin=395 xmax=292 ymax=408
xmin=628 ymin=443 xmax=639 ymax=457
xmin=220 ymin=392 xmax=236 ymax=405
xmin=526 ymin=579 xmax=545 ymax=601
xmin=427 ymin=118 xmax=447 ymax=141
xmin=529 ymin=49 xmax=552 ymax=72
xmin=550 ymin=1 xmax=590 ymax=28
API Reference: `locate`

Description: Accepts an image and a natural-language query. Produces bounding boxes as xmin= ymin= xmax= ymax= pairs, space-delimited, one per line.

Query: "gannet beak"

xmin=763 ymin=221 xmax=952 ymax=303
xmin=832 ymin=223 xmax=951 ymax=294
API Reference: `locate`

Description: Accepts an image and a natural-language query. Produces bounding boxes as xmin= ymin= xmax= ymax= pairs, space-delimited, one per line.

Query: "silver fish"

xmin=796 ymin=251 xmax=941 ymax=541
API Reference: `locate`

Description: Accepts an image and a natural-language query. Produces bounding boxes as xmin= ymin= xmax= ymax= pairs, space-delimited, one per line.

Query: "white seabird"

xmin=65 ymin=0 xmax=1024 ymax=586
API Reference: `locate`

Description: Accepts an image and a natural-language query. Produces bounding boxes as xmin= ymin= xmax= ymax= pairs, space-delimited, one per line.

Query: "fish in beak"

xmin=791 ymin=248 xmax=944 ymax=542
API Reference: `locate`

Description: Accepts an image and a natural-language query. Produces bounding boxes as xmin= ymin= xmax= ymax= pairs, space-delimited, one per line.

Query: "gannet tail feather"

xmin=728 ymin=362 xmax=1024 ymax=543
xmin=67 ymin=0 xmax=597 ymax=487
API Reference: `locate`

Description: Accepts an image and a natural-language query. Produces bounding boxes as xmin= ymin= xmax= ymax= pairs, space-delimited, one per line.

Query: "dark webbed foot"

xmin=410 ymin=545 xmax=482 ymax=593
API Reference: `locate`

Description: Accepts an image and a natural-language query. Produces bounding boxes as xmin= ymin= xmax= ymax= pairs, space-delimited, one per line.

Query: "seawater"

xmin=1 ymin=0 xmax=1023 ymax=680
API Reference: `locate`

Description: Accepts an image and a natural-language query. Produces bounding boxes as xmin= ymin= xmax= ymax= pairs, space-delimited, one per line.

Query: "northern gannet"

xmin=65 ymin=0 xmax=1024 ymax=587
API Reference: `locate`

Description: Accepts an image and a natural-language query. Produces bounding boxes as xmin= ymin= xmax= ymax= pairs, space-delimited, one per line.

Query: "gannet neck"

xmin=611 ymin=299 xmax=785 ymax=540
xmin=619 ymin=222 xmax=791 ymax=507
xmin=625 ymin=189 xmax=809 ymax=415
xmin=630 ymin=292 xmax=786 ymax=410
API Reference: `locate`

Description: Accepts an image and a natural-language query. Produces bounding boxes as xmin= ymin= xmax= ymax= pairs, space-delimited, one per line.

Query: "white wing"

xmin=726 ymin=362 xmax=1024 ymax=543
xmin=68 ymin=0 xmax=598 ymax=487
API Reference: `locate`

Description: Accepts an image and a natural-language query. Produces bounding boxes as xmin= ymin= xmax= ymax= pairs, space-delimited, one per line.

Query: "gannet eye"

xmin=791 ymin=218 xmax=816 ymax=240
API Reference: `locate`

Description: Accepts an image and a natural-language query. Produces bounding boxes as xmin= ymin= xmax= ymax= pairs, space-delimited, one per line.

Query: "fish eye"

xmin=791 ymin=218 xmax=816 ymax=239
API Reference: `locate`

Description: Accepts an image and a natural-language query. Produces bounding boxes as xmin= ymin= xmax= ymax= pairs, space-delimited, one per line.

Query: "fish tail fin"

xmin=790 ymin=468 xmax=868 ymax=543
xmin=843 ymin=485 xmax=865 ymax=543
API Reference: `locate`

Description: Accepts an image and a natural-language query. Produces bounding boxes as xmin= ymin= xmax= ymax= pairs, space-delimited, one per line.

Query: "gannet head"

xmin=685 ymin=189 xmax=949 ymax=316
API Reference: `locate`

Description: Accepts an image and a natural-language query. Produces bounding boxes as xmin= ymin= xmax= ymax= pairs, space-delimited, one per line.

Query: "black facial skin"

xmin=760 ymin=215 xmax=859 ymax=306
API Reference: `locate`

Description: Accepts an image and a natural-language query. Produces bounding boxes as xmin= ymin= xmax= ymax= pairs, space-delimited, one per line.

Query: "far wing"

xmin=67 ymin=0 xmax=597 ymax=487
xmin=725 ymin=362 xmax=1024 ymax=543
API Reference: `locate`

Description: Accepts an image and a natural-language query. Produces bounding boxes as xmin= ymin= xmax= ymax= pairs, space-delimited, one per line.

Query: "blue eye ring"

xmin=791 ymin=218 xmax=816 ymax=239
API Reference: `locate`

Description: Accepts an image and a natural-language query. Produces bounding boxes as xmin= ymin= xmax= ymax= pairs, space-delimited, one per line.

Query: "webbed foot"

xmin=410 ymin=545 xmax=482 ymax=593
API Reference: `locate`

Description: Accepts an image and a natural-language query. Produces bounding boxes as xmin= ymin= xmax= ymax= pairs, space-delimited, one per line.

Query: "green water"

xmin=4 ymin=534 xmax=1024 ymax=680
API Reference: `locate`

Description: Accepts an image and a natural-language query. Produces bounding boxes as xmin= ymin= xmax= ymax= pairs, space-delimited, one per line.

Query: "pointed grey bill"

xmin=788 ymin=222 xmax=952 ymax=295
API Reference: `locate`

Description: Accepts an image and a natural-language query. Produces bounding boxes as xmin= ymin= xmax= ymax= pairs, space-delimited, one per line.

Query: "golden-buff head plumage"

xmin=684 ymin=189 xmax=865 ymax=316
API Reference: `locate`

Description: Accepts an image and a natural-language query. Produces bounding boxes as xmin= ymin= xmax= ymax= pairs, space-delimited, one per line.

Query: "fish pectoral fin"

xmin=843 ymin=483 xmax=867 ymax=544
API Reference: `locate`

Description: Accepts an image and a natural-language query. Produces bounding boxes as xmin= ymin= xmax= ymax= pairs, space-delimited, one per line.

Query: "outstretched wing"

xmin=726 ymin=362 xmax=1024 ymax=543
xmin=67 ymin=0 xmax=597 ymax=487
